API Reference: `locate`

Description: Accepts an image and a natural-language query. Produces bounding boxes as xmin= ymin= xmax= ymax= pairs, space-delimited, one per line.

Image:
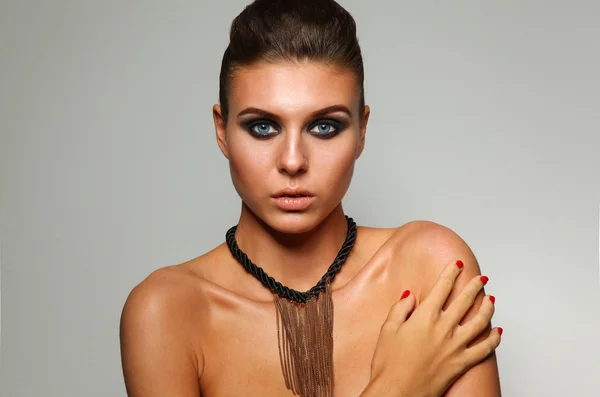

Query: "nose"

xmin=277 ymin=130 xmax=308 ymax=176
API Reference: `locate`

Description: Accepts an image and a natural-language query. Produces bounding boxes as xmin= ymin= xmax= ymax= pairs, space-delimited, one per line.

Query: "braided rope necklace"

xmin=225 ymin=215 xmax=357 ymax=397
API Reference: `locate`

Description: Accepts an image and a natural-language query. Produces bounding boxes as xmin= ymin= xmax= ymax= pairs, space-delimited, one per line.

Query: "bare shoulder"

xmin=360 ymin=220 xmax=476 ymax=260
xmin=119 ymin=266 xmax=206 ymax=362
xmin=401 ymin=220 xmax=483 ymax=304
xmin=363 ymin=220 xmax=482 ymax=298
xmin=119 ymin=252 xmax=226 ymax=396
xmin=386 ymin=224 xmax=499 ymax=395
xmin=394 ymin=220 xmax=479 ymax=267
xmin=121 ymin=265 xmax=205 ymax=323
xmin=120 ymin=246 xmax=229 ymax=338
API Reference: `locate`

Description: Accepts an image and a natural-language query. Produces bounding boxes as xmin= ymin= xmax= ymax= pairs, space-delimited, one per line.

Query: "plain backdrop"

xmin=1 ymin=1 xmax=599 ymax=396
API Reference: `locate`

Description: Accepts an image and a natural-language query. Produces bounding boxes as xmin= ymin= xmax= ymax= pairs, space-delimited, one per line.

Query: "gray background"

xmin=1 ymin=0 xmax=599 ymax=396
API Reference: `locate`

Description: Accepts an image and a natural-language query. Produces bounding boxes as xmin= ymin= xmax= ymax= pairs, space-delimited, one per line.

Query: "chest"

xmin=199 ymin=286 xmax=397 ymax=397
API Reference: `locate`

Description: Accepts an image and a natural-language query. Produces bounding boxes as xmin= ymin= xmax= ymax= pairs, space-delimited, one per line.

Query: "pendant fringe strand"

xmin=274 ymin=283 xmax=334 ymax=397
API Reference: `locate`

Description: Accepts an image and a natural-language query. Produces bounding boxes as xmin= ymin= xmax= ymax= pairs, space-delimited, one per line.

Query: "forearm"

xmin=361 ymin=355 xmax=500 ymax=397
xmin=359 ymin=376 xmax=422 ymax=397
xmin=359 ymin=377 xmax=397 ymax=397
xmin=442 ymin=353 xmax=501 ymax=397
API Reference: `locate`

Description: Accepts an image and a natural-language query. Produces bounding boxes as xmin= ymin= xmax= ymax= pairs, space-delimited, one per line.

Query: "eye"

xmin=308 ymin=119 xmax=343 ymax=138
xmin=313 ymin=123 xmax=334 ymax=134
xmin=245 ymin=120 xmax=279 ymax=138
xmin=253 ymin=123 xmax=276 ymax=135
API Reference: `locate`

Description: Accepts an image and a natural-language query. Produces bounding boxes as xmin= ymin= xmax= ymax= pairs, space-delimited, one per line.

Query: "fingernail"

xmin=480 ymin=276 xmax=489 ymax=285
xmin=400 ymin=290 xmax=410 ymax=299
xmin=456 ymin=260 xmax=464 ymax=269
xmin=498 ymin=327 xmax=503 ymax=336
xmin=489 ymin=295 xmax=496 ymax=304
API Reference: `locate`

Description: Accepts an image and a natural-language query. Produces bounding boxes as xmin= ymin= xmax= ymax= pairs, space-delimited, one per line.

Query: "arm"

xmin=119 ymin=268 xmax=203 ymax=397
xmin=363 ymin=225 xmax=501 ymax=397
xmin=415 ymin=222 xmax=502 ymax=396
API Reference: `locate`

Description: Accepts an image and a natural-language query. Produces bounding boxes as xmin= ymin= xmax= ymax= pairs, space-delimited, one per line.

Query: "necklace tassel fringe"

xmin=225 ymin=216 xmax=356 ymax=397
xmin=275 ymin=283 xmax=334 ymax=397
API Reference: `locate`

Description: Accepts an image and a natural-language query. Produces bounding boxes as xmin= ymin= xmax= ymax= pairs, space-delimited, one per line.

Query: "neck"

xmin=232 ymin=203 xmax=350 ymax=292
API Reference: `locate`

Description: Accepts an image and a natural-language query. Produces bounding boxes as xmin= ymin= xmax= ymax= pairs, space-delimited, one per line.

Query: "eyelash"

xmin=243 ymin=119 xmax=345 ymax=139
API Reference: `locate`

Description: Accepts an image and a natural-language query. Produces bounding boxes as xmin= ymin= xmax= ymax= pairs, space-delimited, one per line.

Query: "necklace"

xmin=225 ymin=215 xmax=357 ymax=397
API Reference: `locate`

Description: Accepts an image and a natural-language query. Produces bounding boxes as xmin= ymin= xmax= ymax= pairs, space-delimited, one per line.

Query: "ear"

xmin=356 ymin=105 xmax=370 ymax=159
xmin=213 ymin=104 xmax=229 ymax=159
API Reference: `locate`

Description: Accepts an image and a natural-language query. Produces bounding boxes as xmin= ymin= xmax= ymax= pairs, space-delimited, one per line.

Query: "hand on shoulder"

xmin=389 ymin=220 xmax=501 ymax=396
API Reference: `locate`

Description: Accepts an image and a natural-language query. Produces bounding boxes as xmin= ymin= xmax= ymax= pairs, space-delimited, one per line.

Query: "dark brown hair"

xmin=219 ymin=0 xmax=365 ymax=122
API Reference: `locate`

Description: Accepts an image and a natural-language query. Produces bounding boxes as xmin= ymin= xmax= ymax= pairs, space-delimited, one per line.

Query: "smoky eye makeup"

xmin=240 ymin=117 xmax=348 ymax=140
xmin=307 ymin=118 xmax=346 ymax=139
xmin=242 ymin=119 xmax=280 ymax=139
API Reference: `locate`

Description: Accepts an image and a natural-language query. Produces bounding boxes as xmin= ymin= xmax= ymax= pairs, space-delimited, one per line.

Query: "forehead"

xmin=229 ymin=61 xmax=360 ymax=115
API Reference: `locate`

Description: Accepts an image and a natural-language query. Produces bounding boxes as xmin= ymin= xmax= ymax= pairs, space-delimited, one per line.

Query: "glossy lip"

xmin=271 ymin=188 xmax=315 ymax=211
xmin=271 ymin=187 xmax=315 ymax=198
xmin=272 ymin=196 xmax=314 ymax=211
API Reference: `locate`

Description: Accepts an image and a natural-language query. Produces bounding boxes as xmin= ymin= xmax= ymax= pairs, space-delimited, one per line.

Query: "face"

xmin=213 ymin=61 xmax=370 ymax=234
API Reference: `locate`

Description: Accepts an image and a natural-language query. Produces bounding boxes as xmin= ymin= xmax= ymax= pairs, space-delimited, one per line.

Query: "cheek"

xmin=228 ymin=138 xmax=271 ymax=195
xmin=315 ymin=139 xmax=357 ymax=190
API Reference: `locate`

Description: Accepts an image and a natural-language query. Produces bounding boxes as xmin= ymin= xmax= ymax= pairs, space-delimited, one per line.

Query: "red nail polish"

xmin=456 ymin=260 xmax=464 ymax=269
xmin=489 ymin=295 xmax=495 ymax=304
xmin=498 ymin=327 xmax=503 ymax=336
xmin=400 ymin=290 xmax=410 ymax=299
xmin=480 ymin=276 xmax=489 ymax=285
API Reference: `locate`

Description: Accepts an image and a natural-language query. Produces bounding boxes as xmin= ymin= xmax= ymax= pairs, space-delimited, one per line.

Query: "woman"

xmin=120 ymin=0 xmax=502 ymax=396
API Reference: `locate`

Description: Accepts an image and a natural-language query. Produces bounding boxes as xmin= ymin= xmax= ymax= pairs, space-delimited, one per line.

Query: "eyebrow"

xmin=237 ymin=105 xmax=352 ymax=120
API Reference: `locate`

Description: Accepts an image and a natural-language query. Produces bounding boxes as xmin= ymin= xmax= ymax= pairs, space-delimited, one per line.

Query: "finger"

xmin=455 ymin=295 xmax=496 ymax=344
xmin=421 ymin=259 xmax=465 ymax=312
xmin=464 ymin=326 xmax=502 ymax=365
xmin=382 ymin=290 xmax=416 ymax=331
xmin=443 ymin=275 xmax=489 ymax=326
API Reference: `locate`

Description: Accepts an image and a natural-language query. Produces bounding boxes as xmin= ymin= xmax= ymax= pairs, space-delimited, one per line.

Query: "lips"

xmin=271 ymin=188 xmax=314 ymax=198
xmin=271 ymin=188 xmax=315 ymax=211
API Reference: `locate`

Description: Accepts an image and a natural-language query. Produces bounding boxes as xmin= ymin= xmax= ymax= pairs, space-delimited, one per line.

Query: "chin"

xmin=262 ymin=211 xmax=323 ymax=235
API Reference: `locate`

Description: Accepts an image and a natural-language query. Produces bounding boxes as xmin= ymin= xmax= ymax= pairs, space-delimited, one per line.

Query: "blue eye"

xmin=247 ymin=121 xmax=278 ymax=138
xmin=309 ymin=119 xmax=343 ymax=138
xmin=243 ymin=118 xmax=345 ymax=139
xmin=313 ymin=124 xmax=334 ymax=134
